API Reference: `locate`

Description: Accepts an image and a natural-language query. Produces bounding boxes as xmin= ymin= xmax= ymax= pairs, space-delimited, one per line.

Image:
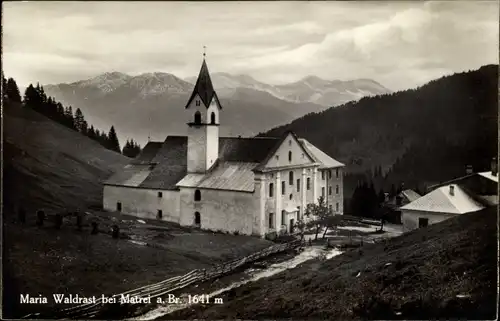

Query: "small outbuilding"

xmin=400 ymin=184 xmax=485 ymax=232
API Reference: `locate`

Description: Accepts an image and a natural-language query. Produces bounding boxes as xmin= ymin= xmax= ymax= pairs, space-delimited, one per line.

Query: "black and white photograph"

xmin=1 ymin=1 xmax=499 ymax=320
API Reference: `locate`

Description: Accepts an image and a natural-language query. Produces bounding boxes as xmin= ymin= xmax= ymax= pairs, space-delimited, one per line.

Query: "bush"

xmin=233 ymin=230 xmax=240 ymax=236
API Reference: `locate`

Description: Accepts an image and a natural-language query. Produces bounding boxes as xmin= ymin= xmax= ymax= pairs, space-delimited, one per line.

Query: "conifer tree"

xmin=6 ymin=78 xmax=22 ymax=103
xmin=107 ymin=126 xmax=121 ymax=153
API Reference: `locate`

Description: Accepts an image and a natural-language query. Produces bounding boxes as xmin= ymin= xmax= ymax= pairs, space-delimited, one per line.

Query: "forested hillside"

xmin=259 ymin=65 xmax=498 ymax=200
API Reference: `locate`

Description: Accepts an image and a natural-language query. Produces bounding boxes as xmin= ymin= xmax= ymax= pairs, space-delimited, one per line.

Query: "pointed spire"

xmin=185 ymin=55 xmax=221 ymax=109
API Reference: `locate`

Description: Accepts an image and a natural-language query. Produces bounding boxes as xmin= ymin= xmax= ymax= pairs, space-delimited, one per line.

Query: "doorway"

xmin=116 ymin=202 xmax=122 ymax=212
xmin=289 ymin=219 xmax=294 ymax=234
xmin=194 ymin=212 xmax=201 ymax=227
xmin=418 ymin=217 xmax=429 ymax=228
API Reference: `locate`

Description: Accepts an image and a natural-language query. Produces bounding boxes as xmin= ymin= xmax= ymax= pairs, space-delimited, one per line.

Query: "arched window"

xmin=210 ymin=112 xmax=216 ymax=124
xmin=194 ymin=189 xmax=201 ymax=201
xmin=289 ymin=171 xmax=294 ymax=185
xmin=194 ymin=212 xmax=201 ymax=225
xmin=194 ymin=111 xmax=201 ymax=124
xmin=288 ymin=151 xmax=292 ymax=162
xmin=269 ymin=183 xmax=274 ymax=197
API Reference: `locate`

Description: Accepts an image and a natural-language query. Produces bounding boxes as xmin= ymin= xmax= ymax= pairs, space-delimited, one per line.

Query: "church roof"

xmin=176 ymin=162 xmax=259 ymax=192
xmin=299 ymin=138 xmax=345 ymax=169
xmin=185 ymin=59 xmax=221 ymax=109
xmin=105 ymin=133 xmax=344 ymax=191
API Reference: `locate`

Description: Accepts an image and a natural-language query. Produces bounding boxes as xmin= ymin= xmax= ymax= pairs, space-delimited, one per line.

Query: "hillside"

xmin=169 ymin=206 xmax=498 ymax=320
xmin=43 ymin=71 xmax=389 ymax=146
xmin=259 ymin=65 xmax=498 ymax=194
xmin=3 ymin=101 xmax=129 ymax=213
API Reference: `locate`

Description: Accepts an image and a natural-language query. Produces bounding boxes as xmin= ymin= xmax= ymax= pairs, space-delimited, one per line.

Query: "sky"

xmin=3 ymin=1 xmax=499 ymax=91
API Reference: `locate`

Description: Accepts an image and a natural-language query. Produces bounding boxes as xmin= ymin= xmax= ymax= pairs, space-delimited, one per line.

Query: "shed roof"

xmin=176 ymin=162 xmax=259 ymax=192
xmin=400 ymin=184 xmax=485 ymax=214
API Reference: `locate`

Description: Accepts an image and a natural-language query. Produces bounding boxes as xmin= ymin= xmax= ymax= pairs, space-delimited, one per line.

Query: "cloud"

xmin=2 ymin=1 xmax=498 ymax=90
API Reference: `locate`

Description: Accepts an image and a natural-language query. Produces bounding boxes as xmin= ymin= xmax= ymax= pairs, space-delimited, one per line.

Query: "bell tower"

xmin=185 ymin=52 xmax=222 ymax=173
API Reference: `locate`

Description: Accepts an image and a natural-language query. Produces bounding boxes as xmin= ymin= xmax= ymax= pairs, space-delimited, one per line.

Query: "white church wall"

xmin=103 ymin=185 xmax=180 ymax=222
xmin=178 ymin=187 xmax=259 ymax=235
xmin=264 ymin=133 xmax=314 ymax=169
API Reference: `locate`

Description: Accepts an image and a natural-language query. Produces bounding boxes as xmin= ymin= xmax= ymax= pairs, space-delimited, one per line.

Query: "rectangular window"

xmin=329 ymin=170 xmax=332 ymax=179
xmin=329 ymin=205 xmax=333 ymax=212
xmin=281 ymin=210 xmax=286 ymax=227
xmin=158 ymin=191 xmax=163 ymax=198
xmin=418 ymin=218 xmax=429 ymax=228
xmin=322 ymin=171 xmax=325 ymax=180
xmin=336 ymin=185 xmax=339 ymax=194
xmin=336 ymin=202 xmax=339 ymax=212
xmin=282 ymin=181 xmax=286 ymax=195
xmin=269 ymin=183 xmax=274 ymax=197
xmin=116 ymin=202 xmax=122 ymax=212
xmin=329 ymin=186 xmax=332 ymax=195
xmin=336 ymin=168 xmax=339 ymax=178
xmin=269 ymin=213 xmax=274 ymax=229
xmin=297 ymin=179 xmax=300 ymax=192
xmin=322 ymin=187 xmax=325 ymax=197
xmin=297 ymin=207 xmax=301 ymax=220
xmin=307 ymin=177 xmax=311 ymax=190
xmin=157 ymin=210 xmax=163 ymax=219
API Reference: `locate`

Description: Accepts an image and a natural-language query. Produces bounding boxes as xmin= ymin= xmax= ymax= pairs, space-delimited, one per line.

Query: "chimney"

xmin=491 ymin=158 xmax=497 ymax=176
xmin=466 ymin=165 xmax=473 ymax=175
xmin=449 ymin=185 xmax=455 ymax=196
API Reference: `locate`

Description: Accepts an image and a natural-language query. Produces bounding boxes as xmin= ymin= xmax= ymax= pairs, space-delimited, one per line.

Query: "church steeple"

xmin=185 ymin=55 xmax=221 ymax=173
xmin=185 ymin=56 xmax=222 ymax=110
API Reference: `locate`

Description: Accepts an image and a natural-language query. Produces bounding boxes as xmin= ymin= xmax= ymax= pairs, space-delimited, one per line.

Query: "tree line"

xmin=2 ymin=74 xmax=141 ymax=158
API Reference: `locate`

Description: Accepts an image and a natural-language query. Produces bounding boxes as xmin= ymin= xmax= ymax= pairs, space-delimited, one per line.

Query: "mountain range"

xmin=43 ymin=71 xmax=390 ymax=146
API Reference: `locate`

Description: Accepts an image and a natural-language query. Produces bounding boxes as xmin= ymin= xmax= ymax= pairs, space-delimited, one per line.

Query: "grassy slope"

xmin=3 ymin=102 xmax=129 ymax=212
xmin=171 ymin=207 xmax=498 ymax=320
xmin=2 ymin=103 xmax=272 ymax=318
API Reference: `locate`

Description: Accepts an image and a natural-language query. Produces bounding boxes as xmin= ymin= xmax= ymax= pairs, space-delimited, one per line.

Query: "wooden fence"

xmin=25 ymin=239 xmax=302 ymax=319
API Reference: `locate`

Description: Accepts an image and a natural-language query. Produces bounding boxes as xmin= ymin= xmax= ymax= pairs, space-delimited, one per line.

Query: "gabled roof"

xmin=299 ymin=138 xmax=345 ymax=169
xmin=400 ymin=184 xmax=485 ymax=214
xmin=104 ymin=164 xmax=153 ymax=187
xmin=185 ymin=59 xmax=221 ymax=109
xmin=219 ymin=137 xmax=278 ymax=163
xmin=130 ymin=142 xmax=163 ymax=165
xmin=139 ymin=136 xmax=188 ymax=189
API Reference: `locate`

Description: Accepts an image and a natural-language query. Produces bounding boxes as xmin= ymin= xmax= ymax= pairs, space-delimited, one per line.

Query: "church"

xmin=103 ymin=58 xmax=345 ymax=238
